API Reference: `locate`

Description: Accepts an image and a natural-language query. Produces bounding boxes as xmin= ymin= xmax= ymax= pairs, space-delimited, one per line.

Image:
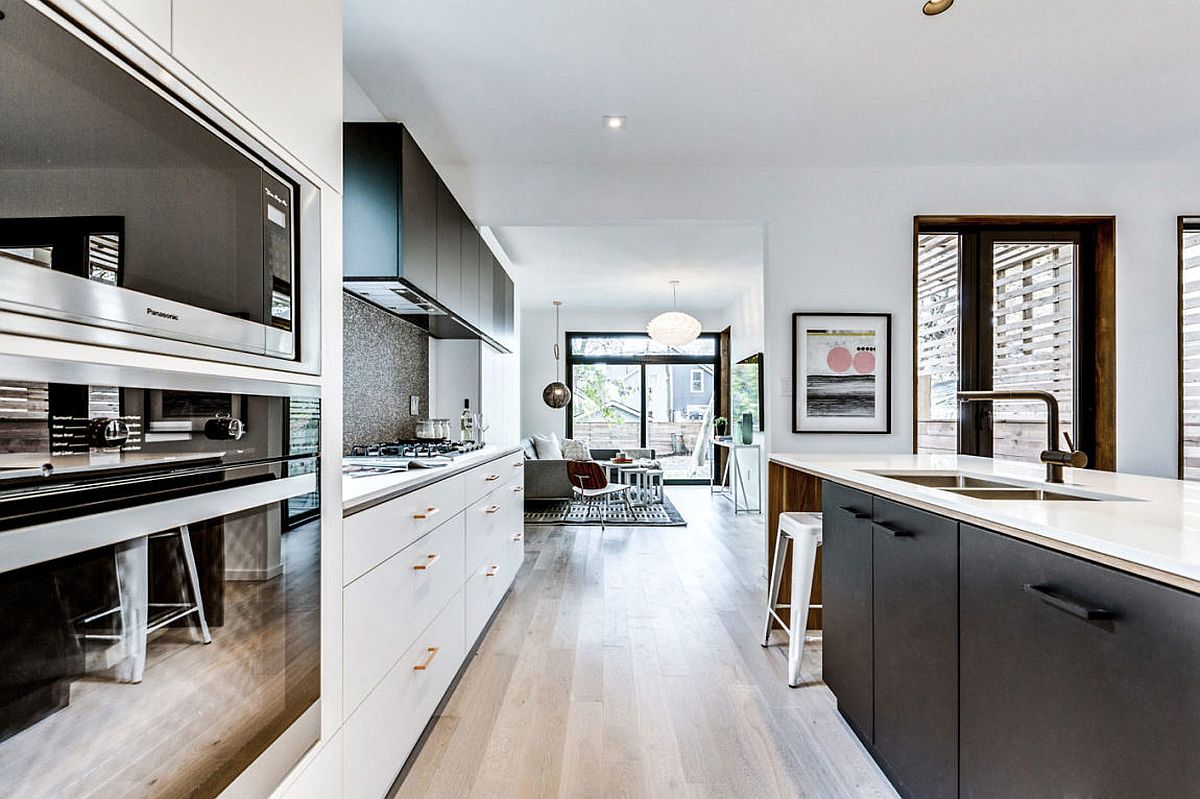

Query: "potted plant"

xmin=714 ymin=416 xmax=728 ymax=437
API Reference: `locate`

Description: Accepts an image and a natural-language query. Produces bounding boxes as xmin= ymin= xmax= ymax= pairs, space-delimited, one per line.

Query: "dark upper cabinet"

xmin=478 ymin=246 xmax=495 ymax=336
xmin=399 ymin=128 xmax=438 ymax=291
xmin=342 ymin=123 xmax=436 ymax=292
xmin=959 ymin=524 xmax=1200 ymax=798
xmin=459 ymin=222 xmax=480 ymax=326
xmin=436 ymin=181 xmax=462 ymax=310
xmin=501 ymin=269 xmax=515 ymax=347
xmin=872 ymin=499 xmax=958 ymax=799
xmin=343 ymin=122 xmax=515 ymax=350
xmin=343 ymin=123 xmax=399 ymax=279
xmin=820 ymin=482 xmax=875 ymax=743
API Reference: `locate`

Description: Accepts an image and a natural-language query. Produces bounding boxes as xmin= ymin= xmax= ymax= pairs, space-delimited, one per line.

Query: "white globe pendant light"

xmin=647 ymin=280 xmax=702 ymax=348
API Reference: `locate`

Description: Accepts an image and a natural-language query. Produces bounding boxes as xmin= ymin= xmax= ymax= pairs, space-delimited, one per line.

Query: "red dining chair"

xmin=565 ymin=460 xmax=635 ymax=528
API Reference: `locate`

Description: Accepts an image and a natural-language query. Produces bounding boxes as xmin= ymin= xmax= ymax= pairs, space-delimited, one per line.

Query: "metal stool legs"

xmin=762 ymin=513 xmax=822 ymax=687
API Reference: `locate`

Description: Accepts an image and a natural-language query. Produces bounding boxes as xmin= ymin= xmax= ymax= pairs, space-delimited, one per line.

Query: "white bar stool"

xmin=762 ymin=511 xmax=822 ymax=687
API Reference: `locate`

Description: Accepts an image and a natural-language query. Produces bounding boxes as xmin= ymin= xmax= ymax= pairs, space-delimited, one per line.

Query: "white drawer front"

xmin=465 ymin=555 xmax=511 ymax=646
xmin=344 ymin=512 xmax=466 ymax=715
xmin=344 ymin=474 xmax=466 ymax=584
xmin=464 ymin=481 xmax=521 ymax=574
xmin=504 ymin=526 xmax=525 ymax=582
xmin=462 ymin=456 xmax=518 ymax=506
xmin=344 ymin=589 xmax=466 ymax=799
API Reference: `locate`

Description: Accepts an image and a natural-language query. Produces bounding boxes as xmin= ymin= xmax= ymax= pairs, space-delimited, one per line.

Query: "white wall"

xmin=520 ymin=305 xmax=730 ymax=440
xmin=460 ymin=160 xmax=1195 ymax=478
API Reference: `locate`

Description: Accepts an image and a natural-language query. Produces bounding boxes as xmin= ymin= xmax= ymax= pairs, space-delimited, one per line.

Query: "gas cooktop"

xmin=346 ymin=440 xmax=484 ymax=459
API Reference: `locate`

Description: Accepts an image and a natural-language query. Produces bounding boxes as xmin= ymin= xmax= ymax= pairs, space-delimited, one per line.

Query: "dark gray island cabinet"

xmin=821 ymin=480 xmax=1200 ymax=799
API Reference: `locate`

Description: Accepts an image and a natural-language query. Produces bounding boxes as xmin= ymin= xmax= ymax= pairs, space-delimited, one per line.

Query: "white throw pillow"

xmin=560 ymin=437 xmax=592 ymax=461
xmin=532 ymin=433 xmax=564 ymax=460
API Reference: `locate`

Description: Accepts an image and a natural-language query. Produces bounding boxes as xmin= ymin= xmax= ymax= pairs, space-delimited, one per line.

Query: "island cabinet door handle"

xmin=512 ymin=532 xmax=524 ymax=542
xmin=413 ymin=506 xmax=440 ymax=520
xmin=513 ymin=485 xmax=524 ymax=493
xmin=485 ymin=564 xmax=500 ymax=577
xmin=873 ymin=521 xmax=912 ymax=537
xmin=485 ymin=504 xmax=501 ymax=514
xmin=1024 ymin=584 xmax=1115 ymax=621
xmin=485 ymin=474 xmax=501 ymax=482
xmin=413 ymin=647 xmax=440 ymax=671
xmin=838 ymin=506 xmax=871 ymax=520
xmin=413 ymin=553 xmax=441 ymax=571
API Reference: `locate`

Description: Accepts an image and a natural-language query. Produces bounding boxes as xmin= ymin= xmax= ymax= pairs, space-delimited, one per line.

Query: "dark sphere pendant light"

xmin=542 ymin=300 xmax=572 ymax=409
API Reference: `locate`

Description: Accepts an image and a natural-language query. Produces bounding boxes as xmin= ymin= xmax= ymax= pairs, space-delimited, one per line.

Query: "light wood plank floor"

xmin=394 ymin=486 xmax=897 ymax=799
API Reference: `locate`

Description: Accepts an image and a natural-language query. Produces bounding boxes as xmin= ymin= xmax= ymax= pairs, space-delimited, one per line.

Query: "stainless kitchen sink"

xmin=865 ymin=470 xmax=1134 ymax=502
xmin=939 ymin=487 xmax=1097 ymax=501
xmin=866 ymin=472 xmax=1015 ymax=490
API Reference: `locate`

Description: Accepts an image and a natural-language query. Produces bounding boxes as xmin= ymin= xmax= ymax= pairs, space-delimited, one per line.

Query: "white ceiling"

xmin=343 ymin=0 xmax=1200 ymax=307
xmin=492 ymin=224 xmax=763 ymax=310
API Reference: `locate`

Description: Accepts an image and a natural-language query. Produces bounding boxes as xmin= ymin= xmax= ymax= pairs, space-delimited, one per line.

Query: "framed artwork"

xmin=792 ymin=312 xmax=891 ymax=434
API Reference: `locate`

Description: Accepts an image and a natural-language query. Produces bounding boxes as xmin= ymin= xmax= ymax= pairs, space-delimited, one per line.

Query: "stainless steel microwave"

xmin=0 ymin=0 xmax=321 ymax=373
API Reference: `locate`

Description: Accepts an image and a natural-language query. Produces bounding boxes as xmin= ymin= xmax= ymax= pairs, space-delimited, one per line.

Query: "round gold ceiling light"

xmin=923 ymin=0 xmax=954 ymax=15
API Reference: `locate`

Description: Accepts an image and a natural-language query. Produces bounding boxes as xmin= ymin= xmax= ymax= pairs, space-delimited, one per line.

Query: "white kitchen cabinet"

xmin=171 ymin=0 xmax=343 ymax=190
xmin=343 ymin=512 xmax=466 ymax=716
xmin=343 ymin=473 xmax=465 ymax=585
xmin=343 ymin=590 xmax=466 ymax=799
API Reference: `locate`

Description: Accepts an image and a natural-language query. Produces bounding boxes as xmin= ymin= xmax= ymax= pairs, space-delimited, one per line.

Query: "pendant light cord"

xmin=552 ymin=301 xmax=562 ymax=382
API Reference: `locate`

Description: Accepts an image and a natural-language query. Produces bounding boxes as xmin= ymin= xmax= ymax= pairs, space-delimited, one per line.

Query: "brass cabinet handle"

xmin=512 ymin=485 xmax=524 ymax=493
xmin=485 ymin=474 xmax=500 ymax=482
xmin=413 ymin=646 xmax=440 ymax=671
xmin=485 ymin=564 xmax=500 ymax=577
xmin=512 ymin=532 xmax=523 ymax=542
xmin=413 ymin=506 xmax=440 ymax=520
xmin=513 ymin=462 xmax=523 ymax=468
xmin=485 ymin=504 xmax=501 ymax=514
xmin=413 ymin=553 xmax=441 ymax=571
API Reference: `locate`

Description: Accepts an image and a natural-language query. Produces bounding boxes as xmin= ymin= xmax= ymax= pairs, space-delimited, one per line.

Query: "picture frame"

xmin=792 ymin=312 xmax=892 ymax=434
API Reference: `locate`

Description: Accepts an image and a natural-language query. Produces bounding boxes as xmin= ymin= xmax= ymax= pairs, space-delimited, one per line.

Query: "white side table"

xmin=710 ymin=438 xmax=762 ymax=514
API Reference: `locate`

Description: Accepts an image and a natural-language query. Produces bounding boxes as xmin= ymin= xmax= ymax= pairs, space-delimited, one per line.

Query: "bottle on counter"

xmin=460 ymin=399 xmax=475 ymax=443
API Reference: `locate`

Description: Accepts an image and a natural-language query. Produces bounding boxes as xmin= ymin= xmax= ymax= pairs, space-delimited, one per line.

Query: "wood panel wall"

xmin=766 ymin=462 xmax=823 ymax=630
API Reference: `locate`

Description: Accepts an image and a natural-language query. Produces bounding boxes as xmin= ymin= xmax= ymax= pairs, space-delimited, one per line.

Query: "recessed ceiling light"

xmin=923 ymin=0 xmax=953 ymax=14
xmin=603 ymin=115 xmax=626 ymax=130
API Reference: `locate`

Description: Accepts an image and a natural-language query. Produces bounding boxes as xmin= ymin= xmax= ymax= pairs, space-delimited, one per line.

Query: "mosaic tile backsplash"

xmin=343 ymin=292 xmax=430 ymax=452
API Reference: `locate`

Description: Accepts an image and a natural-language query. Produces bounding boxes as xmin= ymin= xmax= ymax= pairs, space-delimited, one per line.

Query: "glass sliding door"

xmin=570 ymin=363 xmax=643 ymax=451
xmin=645 ymin=363 xmax=713 ymax=480
xmin=566 ymin=333 xmax=718 ymax=484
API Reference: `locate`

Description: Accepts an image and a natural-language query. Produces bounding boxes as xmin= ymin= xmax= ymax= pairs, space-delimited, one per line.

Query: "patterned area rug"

xmin=524 ymin=497 xmax=686 ymax=527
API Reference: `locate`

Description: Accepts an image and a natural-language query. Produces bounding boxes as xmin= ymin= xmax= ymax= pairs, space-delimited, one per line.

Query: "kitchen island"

xmin=768 ymin=453 xmax=1200 ymax=799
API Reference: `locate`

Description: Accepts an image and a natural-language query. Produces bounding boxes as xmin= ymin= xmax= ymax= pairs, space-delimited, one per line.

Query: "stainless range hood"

xmin=343 ymin=280 xmax=501 ymax=345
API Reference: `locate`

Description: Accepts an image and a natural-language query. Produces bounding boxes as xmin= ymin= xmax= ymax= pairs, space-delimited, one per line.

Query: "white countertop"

xmin=342 ymin=444 xmax=521 ymax=515
xmin=770 ymin=452 xmax=1200 ymax=594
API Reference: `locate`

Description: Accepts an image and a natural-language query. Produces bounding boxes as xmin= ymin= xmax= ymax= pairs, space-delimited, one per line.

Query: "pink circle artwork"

xmin=826 ymin=346 xmax=853 ymax=372
xmin=853 ymin=350 xmax=877 ymax=374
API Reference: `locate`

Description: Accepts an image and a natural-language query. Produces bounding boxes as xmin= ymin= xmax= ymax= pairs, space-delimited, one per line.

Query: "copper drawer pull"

xmin=412 ymin=647 xmax=440 ymax=671
xmin=413 ymin=553 xmax=441 ymax=571
xmin=485 ymin=565 xmax=500 ymax=577
xmin=512 ymin=532 xmax=523 ymax=542
xmin=512 ymin=485 xmax=524 ymax=493
xmin=413 ymin=506 xmax=440 ymax=520
xmin=513 ymin=462 xmax=523 ymax=468
xmin=485 ymin=504 xmax=501 ymax=514
xmin=485 ymin=474 xmax=500 ymax=482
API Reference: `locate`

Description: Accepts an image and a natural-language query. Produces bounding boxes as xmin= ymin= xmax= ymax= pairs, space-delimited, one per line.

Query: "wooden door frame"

xmin=912 ymin=216 xmax=1116 ymax=471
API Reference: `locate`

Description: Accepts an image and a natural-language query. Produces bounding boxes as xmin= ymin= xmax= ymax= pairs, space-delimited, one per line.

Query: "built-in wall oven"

xmin=0 ymin=0 xmax=321 ymax=373
xmin=0 ymin=364 xmax=320 ymax=797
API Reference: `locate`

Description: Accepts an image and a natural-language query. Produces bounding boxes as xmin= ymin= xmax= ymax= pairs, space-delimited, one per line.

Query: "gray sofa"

xmin=521 ymin=440 xmax=655 ymax=501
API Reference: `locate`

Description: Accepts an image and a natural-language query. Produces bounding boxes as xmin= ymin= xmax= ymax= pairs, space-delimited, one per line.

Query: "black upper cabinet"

xmin=343 ymin=122 xmax=514 ymax=351
xmin=435 ymin=181 xmax=462 ymax=311
xmin=478 ymin=246 xmax=495 ymax=336
xmin=342 ymin=124 xmax=436 ymax=291
xmin=460 ymin=222 xmax=480 ymax=326
xmin=343 ymin=123 xmax=400 ymax=280
xmin=872 ymin=499 xmax=959 ymax=799
xmin=399 ymin=127 xmax=438 ymax=291
xmin=959 ymin=524 xmax=1200 ymax=799
xmin=820 ymin=482 xmax=875 ymax=743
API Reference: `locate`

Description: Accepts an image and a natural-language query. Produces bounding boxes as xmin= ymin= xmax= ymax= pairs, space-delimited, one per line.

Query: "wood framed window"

xmin=914 ymin=217 xmax=1115 ymax=470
